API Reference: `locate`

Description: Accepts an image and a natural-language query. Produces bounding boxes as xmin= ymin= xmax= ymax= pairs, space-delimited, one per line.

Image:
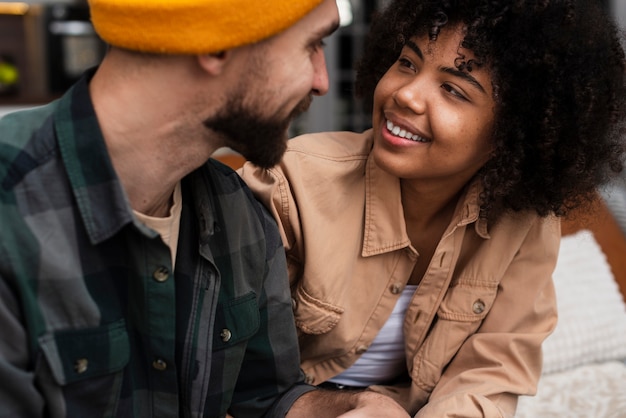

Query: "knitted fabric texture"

xmin=88 ymin=0 xmax=324 ymax=54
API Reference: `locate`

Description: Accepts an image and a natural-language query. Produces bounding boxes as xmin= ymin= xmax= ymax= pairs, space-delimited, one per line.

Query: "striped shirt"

xmin=0 ymin=70 xmax=314 ymax=417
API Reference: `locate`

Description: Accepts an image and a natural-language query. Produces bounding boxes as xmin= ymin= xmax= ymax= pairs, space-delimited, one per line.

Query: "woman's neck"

xmin=400 ymin=179 xmax=461 ymax=231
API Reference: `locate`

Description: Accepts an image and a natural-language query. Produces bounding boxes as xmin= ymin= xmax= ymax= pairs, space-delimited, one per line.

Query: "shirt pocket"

xmin=212 ymin=291 xmax=260 ymax=350
xmin=37 ymin=319 xmax=129 ymax=414
xmin=38 ymin=319 xmax=129 ymax=384
xmin=413 ymin=279 xmax=498 ymax=392
xmin=292 ymin=282 xmax=344 ymax=335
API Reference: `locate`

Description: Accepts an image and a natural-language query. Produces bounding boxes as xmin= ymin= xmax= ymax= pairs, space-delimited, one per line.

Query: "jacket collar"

xmin=361 ymin=152 xmax=489 ymax=257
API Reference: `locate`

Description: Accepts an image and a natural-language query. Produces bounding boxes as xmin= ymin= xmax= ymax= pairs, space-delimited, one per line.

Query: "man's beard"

xmin=204 ymin=94 xmax=312 ymax=169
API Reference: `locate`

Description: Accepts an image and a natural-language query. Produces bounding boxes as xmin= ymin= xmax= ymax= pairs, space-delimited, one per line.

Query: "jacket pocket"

xmin=412 ymin=279 xmax=498 ymax=392
xmin=212 ymin=291 xmax=260 ymax=350
xmin=437 ymin=279 xmax=498 ymax=322
xmin=292 ymin=283 xmax=343 ymax=335
xmin=38 ymin=319 xmax=130 ymax=385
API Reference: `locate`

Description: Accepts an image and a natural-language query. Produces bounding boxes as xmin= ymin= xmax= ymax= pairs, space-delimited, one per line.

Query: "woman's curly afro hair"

xmin=356 ymin=0 xmax=626 ymax=221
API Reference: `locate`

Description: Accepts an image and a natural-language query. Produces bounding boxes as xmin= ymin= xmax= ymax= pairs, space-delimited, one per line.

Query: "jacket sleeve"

xmin=415 ymin=216 xmax=560 ymax=418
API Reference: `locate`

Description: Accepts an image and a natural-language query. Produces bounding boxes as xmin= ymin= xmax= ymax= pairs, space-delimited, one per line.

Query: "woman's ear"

xmin=197 ymin=51 xmax=230 ymax=75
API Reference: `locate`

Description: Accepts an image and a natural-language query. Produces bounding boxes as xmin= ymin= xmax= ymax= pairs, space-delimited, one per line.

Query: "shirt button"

xmin=472 ymin=299 xmax=486 ymax=314
xmin=220 ymin=328 xmax=232 ymax=342
xmin=390 ymin=283 xmax=402 ymax=294
xmin=356 ymin=345 xmax=368 ymax=354
xmin=153 ymin=266 xmax=170 ymax=282
xmin=304 ymin=374 xmax=315 ymax=385
xmin=74 ymin=358 xmax=88 ymax=374
xmin=291 ymin=298 xmax=297 ymax=311
xmin=152 ymin=358 xmax=168 ymax=371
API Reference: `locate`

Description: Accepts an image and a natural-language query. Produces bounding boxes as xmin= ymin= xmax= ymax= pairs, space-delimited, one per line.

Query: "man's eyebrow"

xmin=317 ymin=19 xmax=341 ymax=39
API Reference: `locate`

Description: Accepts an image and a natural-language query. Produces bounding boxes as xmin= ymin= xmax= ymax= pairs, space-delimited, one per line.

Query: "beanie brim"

xmin=88 ymin=0 xmax=324 ymax=54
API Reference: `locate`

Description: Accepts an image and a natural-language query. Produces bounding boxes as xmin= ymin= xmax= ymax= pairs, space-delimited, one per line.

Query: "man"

xmin=0 ymin=0 xmax=409 ymax=416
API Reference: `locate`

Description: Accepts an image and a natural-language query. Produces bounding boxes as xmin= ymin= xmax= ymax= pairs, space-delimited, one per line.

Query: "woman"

xmin=239 ymin=0 xmax=626 ymax=416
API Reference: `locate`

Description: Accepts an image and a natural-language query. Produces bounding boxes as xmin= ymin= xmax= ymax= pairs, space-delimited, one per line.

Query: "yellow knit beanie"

xmin=88 ymin=0 xmax=324 ymax=54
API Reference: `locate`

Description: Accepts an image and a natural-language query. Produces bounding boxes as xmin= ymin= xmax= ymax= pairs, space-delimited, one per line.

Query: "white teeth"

xmin=386 ymin=120 xmax=428 ymax=142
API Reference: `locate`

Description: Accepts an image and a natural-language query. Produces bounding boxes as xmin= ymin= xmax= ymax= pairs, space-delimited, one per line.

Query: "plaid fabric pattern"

xmin=0 ymin=70 xmax=313 ymax=417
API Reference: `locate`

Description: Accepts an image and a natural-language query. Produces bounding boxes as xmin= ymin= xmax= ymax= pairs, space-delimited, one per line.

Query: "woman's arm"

xmin=418 ymin=216 xmax=560 ymax=417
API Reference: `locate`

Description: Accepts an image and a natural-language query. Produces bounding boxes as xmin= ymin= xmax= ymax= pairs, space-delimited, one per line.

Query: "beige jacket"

xmin=239 ymin=130 xmax=559 ymax=418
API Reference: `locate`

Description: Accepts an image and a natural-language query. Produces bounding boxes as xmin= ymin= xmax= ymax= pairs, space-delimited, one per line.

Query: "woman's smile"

xmin=384 ymin=119 xmax=430 ymax=143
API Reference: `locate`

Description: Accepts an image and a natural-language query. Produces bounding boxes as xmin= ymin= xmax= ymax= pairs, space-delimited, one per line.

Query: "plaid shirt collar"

xmin=55 ymin=69 xmax=144 ymax=245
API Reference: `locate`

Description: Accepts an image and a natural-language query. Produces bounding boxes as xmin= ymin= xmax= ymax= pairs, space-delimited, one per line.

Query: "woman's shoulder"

xmin=286 ymin=129 xmax=374 ymax=161
xmin=488 ymin=208 xmax=560 ymax=248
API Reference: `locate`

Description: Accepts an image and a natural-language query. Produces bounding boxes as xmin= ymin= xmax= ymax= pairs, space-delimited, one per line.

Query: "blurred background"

xmin=0 ymin=0 xmax=624 ymax=133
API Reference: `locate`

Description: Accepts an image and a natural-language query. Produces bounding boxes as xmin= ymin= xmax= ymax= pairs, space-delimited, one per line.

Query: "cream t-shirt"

xmin=133 ymin=182 xmax=182 ymax=267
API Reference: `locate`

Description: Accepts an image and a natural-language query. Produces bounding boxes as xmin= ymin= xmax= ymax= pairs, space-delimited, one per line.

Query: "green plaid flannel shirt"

xmin=0 ymin=70 xmax=314 ymax=417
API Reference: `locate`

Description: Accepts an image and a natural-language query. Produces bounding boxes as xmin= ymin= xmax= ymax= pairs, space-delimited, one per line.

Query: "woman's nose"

xmin=393 ymin=78 xmax=427 ymax=114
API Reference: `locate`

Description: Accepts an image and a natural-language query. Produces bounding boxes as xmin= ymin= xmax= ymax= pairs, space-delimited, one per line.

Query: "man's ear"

xmin=197 ymin=51 xmax=230 ymax=76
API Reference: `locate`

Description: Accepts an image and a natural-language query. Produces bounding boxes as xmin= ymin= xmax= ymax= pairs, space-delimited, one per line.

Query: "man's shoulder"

xmin=206 ymin=157 xmax=245 ymax=188
xmin=195 ymin=159 xmax=282 ymax=257
xmin=199 ymin=160 xmax=281 ymax=245
xmin=0 ymin=103 xmax=60 ymax=191
xmin=0 ymin=103 xmax=58 ymax=145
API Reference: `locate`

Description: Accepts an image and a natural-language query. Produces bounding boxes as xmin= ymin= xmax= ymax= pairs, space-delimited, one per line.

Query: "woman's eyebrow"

xmin=406 ymin=39 xmax=486 ymax=94
xmin=441 ymin=66 xmax=486 ymax=93
xmin=405 ymin=40 xmax=424 ymax=60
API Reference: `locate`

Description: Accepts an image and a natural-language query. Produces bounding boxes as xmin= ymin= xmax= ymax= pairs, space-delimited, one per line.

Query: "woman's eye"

xmin=398 ymin=57 xmax=415 ymax=71
xmin=441 ymin=83 xmax=468 ymax=101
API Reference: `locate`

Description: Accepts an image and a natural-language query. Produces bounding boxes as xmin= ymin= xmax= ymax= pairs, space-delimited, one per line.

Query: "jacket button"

xmin=220 ymin=329 xmax=232 ymax=342
xmin=304 ymin=374 xmax=315 ymax=384
xmin=153 ymin=266 xmax=169 ymax=282
xmin=74 ymin=358 xmax=88 ymax=374
xmin=152 ymin=358 xmax=167 ymax=371
xmin=356 ymin=345 xmax=368 ymax=354
xmin=390 ymin=283 xmax=402 ymax=294
xmin=472 ymin=299 xmax=486 ymax=314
